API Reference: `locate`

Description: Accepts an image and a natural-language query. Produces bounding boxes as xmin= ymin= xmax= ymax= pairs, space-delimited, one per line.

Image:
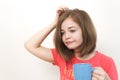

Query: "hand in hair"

xmin=54 ymin=6 xmax=69 ymax=25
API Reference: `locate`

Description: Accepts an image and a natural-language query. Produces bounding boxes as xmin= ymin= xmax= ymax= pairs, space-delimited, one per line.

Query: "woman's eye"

xmin=70 ymin=30 xmax=76 ymax=33
xmin=61 ymin=31 xmax=65 ymax=35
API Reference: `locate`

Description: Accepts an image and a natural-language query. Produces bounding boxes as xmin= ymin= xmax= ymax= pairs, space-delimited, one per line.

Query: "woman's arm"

xmin=24 ymin=6 xmax=68 ymax=63
xmin=24 ymin=23 xmax=56 ymax=63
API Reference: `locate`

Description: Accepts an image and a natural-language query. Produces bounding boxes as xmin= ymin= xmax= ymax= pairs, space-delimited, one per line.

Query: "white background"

xmin=0 ymin=0 xmax=120 ymax=80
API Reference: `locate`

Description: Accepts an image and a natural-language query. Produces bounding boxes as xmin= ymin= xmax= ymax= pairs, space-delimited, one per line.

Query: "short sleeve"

xmin=107 ymin=58 xmax=118 ymax=80
xmin=51 ymin=48 xmax=65 ymax=66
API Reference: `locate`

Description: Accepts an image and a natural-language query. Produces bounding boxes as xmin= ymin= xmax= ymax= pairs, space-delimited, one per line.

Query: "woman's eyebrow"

xmin=61 ymin=26 xmax=77 ymax=30
xmin=68 ymin=26 xmax=76 ymax=29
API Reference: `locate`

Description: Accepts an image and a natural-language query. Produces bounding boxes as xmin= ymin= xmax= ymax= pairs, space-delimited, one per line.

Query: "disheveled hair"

xmin=54 ymin=9 xmax=97 ymax=61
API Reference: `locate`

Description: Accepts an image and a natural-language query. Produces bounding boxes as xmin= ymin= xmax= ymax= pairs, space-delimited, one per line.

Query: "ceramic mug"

xmin=73 ymin=63 xmax=95 ymax=80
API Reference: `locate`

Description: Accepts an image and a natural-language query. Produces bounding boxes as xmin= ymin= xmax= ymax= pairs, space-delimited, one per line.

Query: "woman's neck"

xmin=74 ymin=51 xmax=96 ymax=60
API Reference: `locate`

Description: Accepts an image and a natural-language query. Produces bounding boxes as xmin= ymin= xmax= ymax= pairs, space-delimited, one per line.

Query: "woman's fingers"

xmin=92 ymin=67 xmax=111 ymax=80
xmin=56 ymin=6 xmax=69 ymax=16
xmin=53 ymin=6 xmax=69 ymax=25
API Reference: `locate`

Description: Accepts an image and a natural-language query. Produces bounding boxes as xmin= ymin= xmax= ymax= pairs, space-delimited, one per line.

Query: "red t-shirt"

xmin=51 ymin=48 xmax=118 ymax=80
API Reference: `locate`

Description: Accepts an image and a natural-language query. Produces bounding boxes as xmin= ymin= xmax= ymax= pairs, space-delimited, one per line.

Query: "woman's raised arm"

xmin=24 ymin=6 xmax=69 ymax=63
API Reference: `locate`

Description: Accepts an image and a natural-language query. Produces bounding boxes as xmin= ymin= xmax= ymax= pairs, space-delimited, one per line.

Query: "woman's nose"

xmin=65 ymin=32 xmax=70 ymax=39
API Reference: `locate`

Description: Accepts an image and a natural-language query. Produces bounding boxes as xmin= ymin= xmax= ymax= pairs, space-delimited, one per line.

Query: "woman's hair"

xmin=54 ymin=8 xmax=97 ymax=61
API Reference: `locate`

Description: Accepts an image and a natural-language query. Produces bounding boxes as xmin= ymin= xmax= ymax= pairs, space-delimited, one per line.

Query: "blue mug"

xmin=73 ymin=63 xmax=94 ymax=80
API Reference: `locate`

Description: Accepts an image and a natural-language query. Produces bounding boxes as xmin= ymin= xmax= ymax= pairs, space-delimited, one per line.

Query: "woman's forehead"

xmin=61 ymin=17 xmax=80 ymax=30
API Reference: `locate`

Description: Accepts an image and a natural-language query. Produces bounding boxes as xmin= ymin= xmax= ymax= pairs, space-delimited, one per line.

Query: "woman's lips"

xmin=66 ymin=41 xmax=73 ymax=45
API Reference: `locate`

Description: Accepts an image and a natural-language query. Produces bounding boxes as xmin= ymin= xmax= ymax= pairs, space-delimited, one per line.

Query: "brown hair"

xmin=54 ymin=8 xmax=97 ymax=61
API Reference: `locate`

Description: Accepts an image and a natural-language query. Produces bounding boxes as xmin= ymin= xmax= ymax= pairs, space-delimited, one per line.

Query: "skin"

xmin=61 ymin=17 xmax=83 ymax=51
xmin=24 ymin=6 xmax=111 ymax=80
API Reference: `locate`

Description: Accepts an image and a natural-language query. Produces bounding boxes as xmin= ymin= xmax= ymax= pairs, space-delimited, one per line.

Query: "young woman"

xmin=24 ymin=6 xmax=118 ymax=80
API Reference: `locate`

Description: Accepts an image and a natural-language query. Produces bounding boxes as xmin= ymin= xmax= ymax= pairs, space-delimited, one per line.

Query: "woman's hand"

xmin=53 ymin=6 xmax=69 ymax=25
xmin=56 ymin=6 xmax=69 ymax=16
xmin=92 ymin=67 xmax=111 ymax=80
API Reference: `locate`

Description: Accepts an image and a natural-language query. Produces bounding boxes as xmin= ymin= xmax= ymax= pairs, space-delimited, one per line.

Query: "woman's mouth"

xmin=66 ymin=41 xmax=73 ymax=45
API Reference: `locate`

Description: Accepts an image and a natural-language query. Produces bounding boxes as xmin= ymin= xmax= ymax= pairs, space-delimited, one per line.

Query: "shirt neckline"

xmin=72 ymin=51 xmax=99 ymax=63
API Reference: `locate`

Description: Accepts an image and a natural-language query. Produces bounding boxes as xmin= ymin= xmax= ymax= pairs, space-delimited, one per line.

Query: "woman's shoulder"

xmin=92 ymin=51 xmax=116 ymax=69
xmin=95 ymin=51 xmax=113 ymax=61
xmin=51 ymin=48 xmax=66 ymax=66
xmin=51 ymin=48 xmax=65 ymax=60
xmin=51 ymin=48 xmax=59 ymax=55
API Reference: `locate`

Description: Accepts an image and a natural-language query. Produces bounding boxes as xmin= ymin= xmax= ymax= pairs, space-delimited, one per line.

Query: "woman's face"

xmin=61 ymin=17 xmax=83 ymax=52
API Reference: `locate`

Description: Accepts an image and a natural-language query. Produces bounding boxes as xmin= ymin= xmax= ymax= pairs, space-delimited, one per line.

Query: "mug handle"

xmin=92 ymin=68 xmax=96 ymax=71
